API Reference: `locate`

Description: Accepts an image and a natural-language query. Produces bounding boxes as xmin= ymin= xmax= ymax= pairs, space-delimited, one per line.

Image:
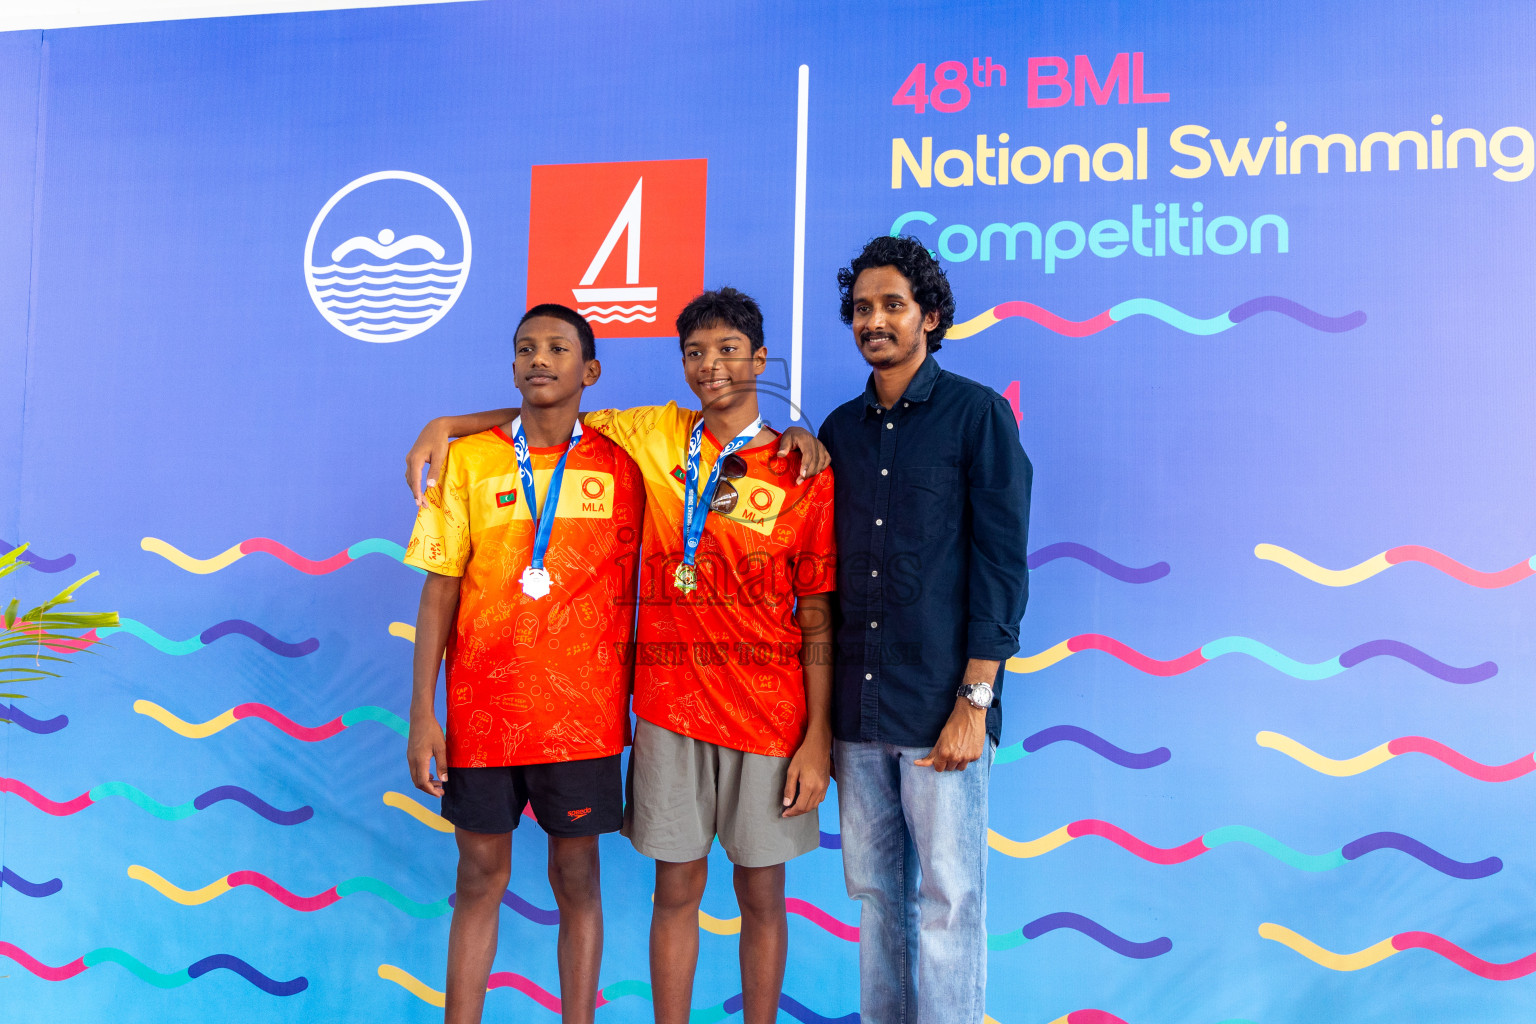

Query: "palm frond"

xmin=0 ymin=551 xmax=117 ymax=699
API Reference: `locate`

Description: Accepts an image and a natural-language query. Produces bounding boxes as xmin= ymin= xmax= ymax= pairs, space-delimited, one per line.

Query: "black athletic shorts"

xmin=440 ymin=754 xmax=623 ymax=836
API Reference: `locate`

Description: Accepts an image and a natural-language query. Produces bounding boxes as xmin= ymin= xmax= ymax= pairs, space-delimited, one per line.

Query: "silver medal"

xmin=520 ymin=565 xmax=552 ymax=599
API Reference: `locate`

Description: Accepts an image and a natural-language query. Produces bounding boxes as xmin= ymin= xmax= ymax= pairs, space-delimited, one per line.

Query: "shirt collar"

xmin=862 ymin=353 xmax=941 ymax=417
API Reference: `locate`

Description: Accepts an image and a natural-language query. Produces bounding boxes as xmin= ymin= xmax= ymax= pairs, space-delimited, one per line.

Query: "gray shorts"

xmin=623 ymin=718 xmax=820 ymax=868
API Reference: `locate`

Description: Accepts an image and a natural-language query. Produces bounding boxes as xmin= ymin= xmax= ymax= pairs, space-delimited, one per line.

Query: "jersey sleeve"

xmin=403 ymin=440 xmax=473 ymax=577
xmin=790 ymin=469 xmax=837 ymax=597
xmin=582 ymin=404 xmax=679 ymax=461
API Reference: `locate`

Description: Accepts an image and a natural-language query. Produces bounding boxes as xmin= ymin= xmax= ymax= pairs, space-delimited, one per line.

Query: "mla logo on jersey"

xmin=527 ymin=159 xmax=707 ymax=338
xmin=304 ymin=170 xmax=472 ymax=343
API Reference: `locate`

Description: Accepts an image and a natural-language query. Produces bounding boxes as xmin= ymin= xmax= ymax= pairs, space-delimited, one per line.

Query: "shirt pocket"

xmin=894 ymin=467 xmax=962 ymax=543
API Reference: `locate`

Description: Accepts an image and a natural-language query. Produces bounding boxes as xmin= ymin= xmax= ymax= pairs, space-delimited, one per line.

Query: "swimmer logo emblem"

xmin=304 ymin=170 xmax=472 ymax=343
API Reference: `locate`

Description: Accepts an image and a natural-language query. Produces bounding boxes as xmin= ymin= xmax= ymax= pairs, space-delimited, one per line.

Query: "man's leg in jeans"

xmin=899 ymin=743 xmax=993 ymax=1024
xmin=835 ymin=740 xmax=918 ymax=1024
xmin=446 ymin=829 xmax=512 ymax=1024
xmin=734 ymin=863 xmax=788 ymax=1024
xmin=547 ymin=835 xmax=602 ymax=1024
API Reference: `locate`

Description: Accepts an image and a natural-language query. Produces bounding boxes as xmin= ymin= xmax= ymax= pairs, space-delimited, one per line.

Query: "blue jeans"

xmin=833 ymin=739 xmax=993 ymax=1024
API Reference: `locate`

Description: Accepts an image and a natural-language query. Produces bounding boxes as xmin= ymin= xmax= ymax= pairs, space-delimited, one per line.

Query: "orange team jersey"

xmin=403 ymin=425 xmax=644 ymax=768
xmin=582 ymin=403 xmax=836 ymax=758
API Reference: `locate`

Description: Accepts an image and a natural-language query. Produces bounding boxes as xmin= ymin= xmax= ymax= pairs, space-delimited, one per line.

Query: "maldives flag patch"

xmin=496 ymin=489 xmax=518 ymax=507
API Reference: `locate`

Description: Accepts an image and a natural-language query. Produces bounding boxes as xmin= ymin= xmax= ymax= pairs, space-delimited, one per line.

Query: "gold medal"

xmin=673 ymin=563 xmax=697 ymax=594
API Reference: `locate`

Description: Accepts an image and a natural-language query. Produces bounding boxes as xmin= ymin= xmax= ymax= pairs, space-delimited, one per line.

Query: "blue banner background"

xmin=3 ymin=2 xmax=1535 ymax=1021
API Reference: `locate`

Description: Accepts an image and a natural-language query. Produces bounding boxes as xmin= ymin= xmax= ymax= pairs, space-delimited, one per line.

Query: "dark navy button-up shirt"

xmin=817 ymin=354 xmax=1032 ymax=747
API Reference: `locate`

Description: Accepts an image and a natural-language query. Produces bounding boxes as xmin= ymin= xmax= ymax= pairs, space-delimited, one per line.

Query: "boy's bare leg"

xmin=548 ymin=835 xmax=603 ymax=1024
xmin=651 ymin=857 xmax=709 ymax=1024
xmin=446 ymin=829 xmax=512 ymax=1024
xmin=734 ymin=864 xmax=788 ymax=1024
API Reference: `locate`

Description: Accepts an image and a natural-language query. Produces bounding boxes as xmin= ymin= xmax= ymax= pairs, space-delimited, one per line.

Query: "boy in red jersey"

xmin=405 ymin=303 xmax=644 ymax=1024
xmin=406 ymin=288 xmax=836 ymax=1024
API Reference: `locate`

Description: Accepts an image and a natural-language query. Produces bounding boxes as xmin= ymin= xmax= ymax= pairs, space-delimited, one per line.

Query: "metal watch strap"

xmin=958 ymin=681 xmax=991 ymax=709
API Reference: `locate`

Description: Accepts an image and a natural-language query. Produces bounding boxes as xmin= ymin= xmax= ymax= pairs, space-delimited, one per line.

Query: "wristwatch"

xmin=957 ymin=681 xmax=993 ymax=710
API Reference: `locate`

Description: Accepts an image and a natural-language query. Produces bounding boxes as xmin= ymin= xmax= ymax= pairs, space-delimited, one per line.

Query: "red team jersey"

xmin=583 ymin=404 xmax=836 ymax=758
xmin=404 ymin=426 xmax=644 ymax=767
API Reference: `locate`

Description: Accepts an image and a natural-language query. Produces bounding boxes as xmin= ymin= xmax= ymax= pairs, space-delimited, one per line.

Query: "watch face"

xmin=969 ymin=683 xmax=993 ymax=706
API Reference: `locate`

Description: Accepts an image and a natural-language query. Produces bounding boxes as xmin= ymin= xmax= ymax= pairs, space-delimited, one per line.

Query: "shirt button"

xmin=870 ymin=621 xmax=879 ymax=629
xmin=875 ymin=518 xmax=883 ymax=525
xmin=885 ymin=422 xmax=894 ymax=430
xmin=881 ymin=468 xmax=889 ymax=476
xmin=870 ymin=570 xmax=879 ymax=577
xmin=904 ymin=402 xmax=910 ymax=408
xmin=864 ymin=672 xmax=872 ymax=680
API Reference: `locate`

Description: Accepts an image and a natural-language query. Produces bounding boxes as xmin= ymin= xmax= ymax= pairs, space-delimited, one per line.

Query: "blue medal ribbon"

xmin=676 ymin=416 xmax=761 ymax=592
xmin=512 ymin=416 xmax=582 ymax=593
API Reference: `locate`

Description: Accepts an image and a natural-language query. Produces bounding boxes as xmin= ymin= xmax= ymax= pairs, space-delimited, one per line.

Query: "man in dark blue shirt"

xmin=817 ymin=235 xmax=1031 ymax=1024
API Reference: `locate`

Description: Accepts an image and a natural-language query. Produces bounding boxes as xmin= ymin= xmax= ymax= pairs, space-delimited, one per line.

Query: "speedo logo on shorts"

xmin=567 ymin=807 xmax=592 ymax=820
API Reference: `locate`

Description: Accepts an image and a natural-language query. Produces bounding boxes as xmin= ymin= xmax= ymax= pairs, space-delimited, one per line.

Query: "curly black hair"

xmin=676 ymin=286 xmax=765 ymax=352
xmin=519 ymin=302 xmax=596 ymax=361
xmin=837 ymin=235 xmax=956 ymax=352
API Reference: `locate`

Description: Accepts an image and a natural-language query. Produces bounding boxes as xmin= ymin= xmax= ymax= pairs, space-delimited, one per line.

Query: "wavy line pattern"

xmin=947 ymin=295 xmax=1366 ymax=340
xmin=3 ymin=703 xmax=69 ymax=734
xmin=378 ymin=964 xmax=857 ymax=1022
xmin=585 ymin=312 xmax=657 ymax=323
xmin=1006 ymin=633 xmax=1496 ymax=684
xmin=142 ymin=536 xmax=423 ymax=575
xmin=1027 ymin=542 xmax=1170 ymax=583
xmin=447 ymin=890 xmax=563 ymax=926
xmin=693 ymin=898 xmax=861 ymax=942
xmin=988 ymin=912 xmax=1171 ymax=958
xmin=995 ymin=725 xmax=1170 ymax=768
xmin=1260 ymin=922 xmax=1536 ymax=980
xmin=0 ymin=942 xmax=307 ymax=994
xmin=985 ymin=819 xmax=1499 ymax=877
xmin=130 ymin=863 xmax=567 ymax=925
xmin=0 ymin=540 xmax=77 ymax=572
xmin=134 ymin=699 xmax=407 ymax=740
xmin=129 ymin=865 xmax=452 ymax=918
xmin=1256 ymin=542 xmax=1535 ymax=588
xmin=1 ymin=776 xmax=312 ymax=824
xmin=1257 ymin=730 xmax=1536 ymax=781
xmin=383 ymin=790 xmax=454 ymax=832
xmin=1 ymin=866 xmax=63 ymax=897
xmin=148 ymin=535 xmax=1169 ymax=586
xmin=53 ymin=618 xmax=319 ymax=658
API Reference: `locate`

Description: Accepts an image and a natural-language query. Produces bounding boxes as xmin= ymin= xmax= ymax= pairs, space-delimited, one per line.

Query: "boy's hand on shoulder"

xmin=406 ymin=418 xmax=454 ymax=507
xmin=407 ymin=714 xmax=448 ymax=797
xmin=777 ymin=426 xmax=830 ymax=483
xmin=782 ymin=728 xmax=831 ymax=817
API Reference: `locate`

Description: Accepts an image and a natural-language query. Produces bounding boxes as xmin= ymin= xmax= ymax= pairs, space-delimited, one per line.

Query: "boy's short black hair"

xmin=518 ymin=303 xmax=597 ymax=361
xmin=675 ymin=287 xmax=765 ymax=352
xmin=837 ymin=235 xmax=956 ymax=352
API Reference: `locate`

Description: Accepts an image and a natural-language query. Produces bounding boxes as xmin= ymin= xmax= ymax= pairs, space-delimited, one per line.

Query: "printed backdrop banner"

xmin=3 ymin=2 xmax=1535 ymax=1022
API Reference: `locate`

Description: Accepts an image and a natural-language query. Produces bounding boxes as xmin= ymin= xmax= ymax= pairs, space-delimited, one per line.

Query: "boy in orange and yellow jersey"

xmin=404 ymin=303 xmax=643 ymax=1024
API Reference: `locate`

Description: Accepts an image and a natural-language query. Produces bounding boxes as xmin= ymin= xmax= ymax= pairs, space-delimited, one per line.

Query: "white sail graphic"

xmin=573 ymin=178 xmax=657 ymax=320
